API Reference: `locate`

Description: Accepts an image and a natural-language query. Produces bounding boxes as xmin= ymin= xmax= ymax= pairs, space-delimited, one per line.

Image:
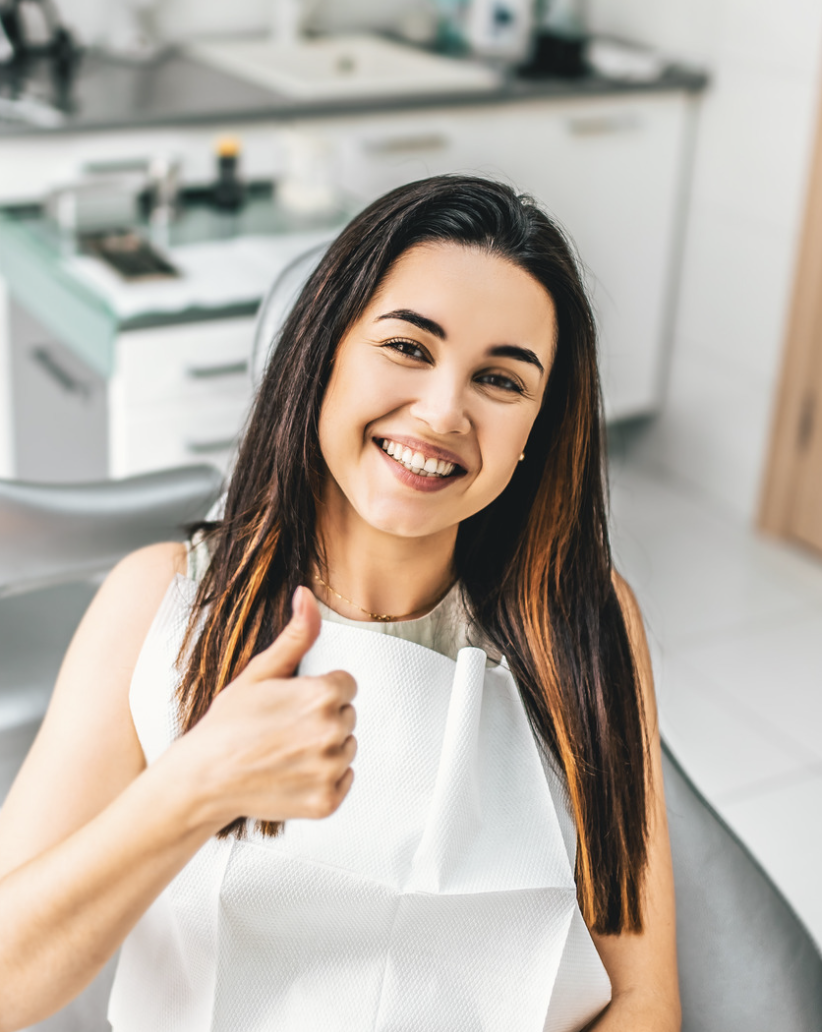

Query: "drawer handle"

xmin=567 ymin=115 xmax=641 ymax=136
xmin=184 ymin=360 xmax=249 ymax=380
xmin=185 ymin=437 xmax=237 ymax=455
xmin=30 ymin=346 xmax=92 ymax=399
xmin=362 ymin=133 xmax=449 ymax=156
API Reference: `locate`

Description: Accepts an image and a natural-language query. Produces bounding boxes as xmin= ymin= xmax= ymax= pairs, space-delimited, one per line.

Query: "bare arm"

xmin=0 ymin=549 xmax=356 ymax=1032
xmin=584 ymin=573 xmax=681 ymax=1032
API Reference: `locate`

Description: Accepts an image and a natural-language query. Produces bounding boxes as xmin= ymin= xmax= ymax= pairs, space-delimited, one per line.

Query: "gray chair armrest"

xmin=0 ymin=464 xmax=223 ymax=596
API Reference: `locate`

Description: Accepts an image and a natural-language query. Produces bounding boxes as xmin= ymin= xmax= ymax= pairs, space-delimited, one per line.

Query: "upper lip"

xmin=374 ymin=435 xmax=469 ymax=472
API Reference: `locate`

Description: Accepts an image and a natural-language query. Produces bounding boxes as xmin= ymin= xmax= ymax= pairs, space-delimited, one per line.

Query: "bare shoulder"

xmin=0 ymin=541 xmax=188 ymax=877
xmin=107 ymin=539 xmax=188 ymax=595
xmin=101 ymin=539 xmax=187 ymax=608
xmin=68 ymin=541 xmax=189 ymax=677
xmin=46 ymin=539 xmax=189 ymax=735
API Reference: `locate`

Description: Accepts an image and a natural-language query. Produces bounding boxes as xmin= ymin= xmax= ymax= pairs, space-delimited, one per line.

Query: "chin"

xmin=359 ymin=500 xmax=449 ymax=540
xmin=369 ymin=515 xmax=440 ymax=540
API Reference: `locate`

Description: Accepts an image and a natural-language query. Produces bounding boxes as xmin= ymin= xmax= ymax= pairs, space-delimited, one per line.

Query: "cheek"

xmin=332 ymin=358 xmax=417 ymax=437
xmin=481 ymin=410 xmax=532 ymax=470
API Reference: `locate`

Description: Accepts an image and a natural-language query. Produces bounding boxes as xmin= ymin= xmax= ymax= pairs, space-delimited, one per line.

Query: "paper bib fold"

xmin=110 ymin=577 xmax=611 ymax=1032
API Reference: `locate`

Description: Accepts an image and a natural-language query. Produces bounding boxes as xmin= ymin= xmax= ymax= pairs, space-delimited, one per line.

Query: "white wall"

xmin=54 ymin=0 xmax=409 ymax=44
xmin=588 ymin=0 xmax=822 ymax=521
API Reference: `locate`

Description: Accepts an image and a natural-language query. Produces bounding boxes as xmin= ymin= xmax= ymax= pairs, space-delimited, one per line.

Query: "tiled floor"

xmin=608 ymin=423 xmax=822 ymax=948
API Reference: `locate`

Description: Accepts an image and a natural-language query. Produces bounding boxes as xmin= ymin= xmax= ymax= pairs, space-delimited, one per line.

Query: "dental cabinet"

xmin=0 ymin=198 xmax=347 ymax=482
xmin=0 ymin=51 xmax=704 ymax=481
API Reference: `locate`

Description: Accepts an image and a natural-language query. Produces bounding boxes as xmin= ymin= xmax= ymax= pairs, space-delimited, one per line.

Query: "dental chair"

xmin=0 ymin=463 xmax=223 ymax=1031
xmin=662 ymin=742 xmax=822 ymax=1030
xmin=254 ymin=241 xmax=822 ymax=1030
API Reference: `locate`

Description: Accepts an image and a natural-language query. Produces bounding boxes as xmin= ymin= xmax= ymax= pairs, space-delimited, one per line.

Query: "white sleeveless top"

xmin=108 ymin=559 xmax=611 ymax=1032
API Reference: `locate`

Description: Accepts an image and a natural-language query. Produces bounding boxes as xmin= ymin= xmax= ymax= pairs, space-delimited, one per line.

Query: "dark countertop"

xmin=0 ymin=47 xmax=709 ymax=138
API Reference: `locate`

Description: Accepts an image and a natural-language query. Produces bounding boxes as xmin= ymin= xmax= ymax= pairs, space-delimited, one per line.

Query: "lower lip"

xmin=373 ymin=440 xmax=464 ymax=494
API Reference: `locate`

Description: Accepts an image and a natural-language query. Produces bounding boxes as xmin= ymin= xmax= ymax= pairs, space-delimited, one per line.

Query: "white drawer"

xmin=297 ymin=110 xmax=471 ymax=202
xmin=114 ymin=318 xmax=256 ymax=409
xmin=111 ymin=395 xmax=251 ymax=479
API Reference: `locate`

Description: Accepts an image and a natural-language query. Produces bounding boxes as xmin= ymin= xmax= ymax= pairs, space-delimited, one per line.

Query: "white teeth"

xmin=379 ymin=439 xmax=458 ymax=478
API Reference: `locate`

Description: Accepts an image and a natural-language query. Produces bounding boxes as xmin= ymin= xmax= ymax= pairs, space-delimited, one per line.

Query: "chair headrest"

xmin=251 ymin=241 xmax=330 ymax=387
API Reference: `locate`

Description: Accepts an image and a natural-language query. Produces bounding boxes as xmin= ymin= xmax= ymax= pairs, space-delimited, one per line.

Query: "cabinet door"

xmin=296 ymin=108 xmax=478 ymax=202
xmin=9 ymin=298 xmax=108 ymax=482
xmin=110 ymin=319 xmax=256 ymax=479
xmin=487 ymin=95 xmax=690 ymax=419
xmin=115 ymin=395 xmax=250 ymax=479
xmin=115 ymin=318 xmax=254 ymax=409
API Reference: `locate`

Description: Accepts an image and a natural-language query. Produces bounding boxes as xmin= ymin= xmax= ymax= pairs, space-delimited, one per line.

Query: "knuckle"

xmin=309 ymin=676 xmax=338 ymax=708
xmin=317 ymin=727 xmax=341 ymax=754
xmin=328 ymin=669 xmax=357 ymax=696
xmin=310 ymin=786 xmax=338 ymax=819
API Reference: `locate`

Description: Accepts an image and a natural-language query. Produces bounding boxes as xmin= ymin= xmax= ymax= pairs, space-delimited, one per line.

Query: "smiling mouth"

xmin=376 ymin=438 xmax=464 ymax=478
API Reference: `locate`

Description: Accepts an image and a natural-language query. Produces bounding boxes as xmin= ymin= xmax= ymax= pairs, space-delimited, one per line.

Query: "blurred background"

xmin=1 ymin=0 xmax=821 ymax=1005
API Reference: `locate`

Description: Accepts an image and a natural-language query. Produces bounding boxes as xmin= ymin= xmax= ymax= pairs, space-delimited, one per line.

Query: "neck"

xmin=314 ymin=486 xmax=458 ymax=622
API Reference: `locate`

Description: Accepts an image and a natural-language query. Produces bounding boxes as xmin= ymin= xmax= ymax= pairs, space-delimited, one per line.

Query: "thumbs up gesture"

xmin=183 ymin=586 xmax=357 ymax=826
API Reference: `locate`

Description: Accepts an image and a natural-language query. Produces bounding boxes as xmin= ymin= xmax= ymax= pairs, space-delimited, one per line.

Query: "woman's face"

xmin=317 ymin=241 xmax=557 ymax=542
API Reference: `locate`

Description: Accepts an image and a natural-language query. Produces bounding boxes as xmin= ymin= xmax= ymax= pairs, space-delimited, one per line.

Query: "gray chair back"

xmin=251 ymin=241 xmax=329 ymax=387
xmin=662 ymin=740 xmax=822 ymax=1030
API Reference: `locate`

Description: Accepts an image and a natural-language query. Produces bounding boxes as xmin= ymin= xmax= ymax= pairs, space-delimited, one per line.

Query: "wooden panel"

xmin=759 ymin=82 xmax=822 ymax=546
xmin=790 ymin=345 xmax=822 ymax=551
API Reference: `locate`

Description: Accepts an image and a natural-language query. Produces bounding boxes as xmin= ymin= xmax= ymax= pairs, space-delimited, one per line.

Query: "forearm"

xmin=0 ymin=740 xmax=221 ymax=1032
xmin=584 ymin=988 xmax=681 ymax=1032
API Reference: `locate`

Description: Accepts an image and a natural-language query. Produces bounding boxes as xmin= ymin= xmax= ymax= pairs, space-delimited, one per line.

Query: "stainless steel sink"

xmin=186 ymin=34 xmax=502 ymax=101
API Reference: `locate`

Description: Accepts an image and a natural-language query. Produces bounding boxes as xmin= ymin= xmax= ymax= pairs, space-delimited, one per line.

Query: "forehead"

xmin=364 ymin=242 xmax=557 ymax=355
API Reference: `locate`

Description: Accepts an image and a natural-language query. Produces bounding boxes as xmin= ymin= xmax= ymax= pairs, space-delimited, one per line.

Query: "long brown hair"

xmin=176 ymin=175 xmax=650 ymax=935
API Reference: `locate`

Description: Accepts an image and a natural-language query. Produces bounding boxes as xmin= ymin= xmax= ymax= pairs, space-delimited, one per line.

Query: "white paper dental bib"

xmin=109 ymin=576 xmax=611 ymax=1032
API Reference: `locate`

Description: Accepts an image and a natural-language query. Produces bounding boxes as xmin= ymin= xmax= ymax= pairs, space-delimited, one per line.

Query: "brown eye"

xmin=476 ymin=372 xmax=526 ymax=394
xmin=384 ymin=339 xmax=427 ymax=361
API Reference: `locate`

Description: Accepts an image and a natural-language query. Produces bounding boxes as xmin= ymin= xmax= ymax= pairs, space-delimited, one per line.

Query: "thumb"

xmin=249 ymin=586 xmax=322 ymax=681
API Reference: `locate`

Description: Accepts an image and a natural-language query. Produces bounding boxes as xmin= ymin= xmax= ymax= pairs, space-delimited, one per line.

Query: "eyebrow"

xmin=376 ymin=308 xmax=546 ymax=376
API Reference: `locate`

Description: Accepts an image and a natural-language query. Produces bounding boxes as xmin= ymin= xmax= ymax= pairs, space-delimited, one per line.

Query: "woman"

xmin=0 ymin=176 xmax=679 ymax=1031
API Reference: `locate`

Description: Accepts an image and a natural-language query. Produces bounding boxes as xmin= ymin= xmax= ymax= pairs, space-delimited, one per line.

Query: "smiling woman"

xmin=0 ymin=176 xmax=679 ymax=1032
xmin=316 ymin=243 xmax=556 ymax=587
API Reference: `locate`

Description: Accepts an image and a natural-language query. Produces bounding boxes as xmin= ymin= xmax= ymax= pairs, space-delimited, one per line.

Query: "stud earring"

xmin=518 ymin=452 xmax=525 ymax=462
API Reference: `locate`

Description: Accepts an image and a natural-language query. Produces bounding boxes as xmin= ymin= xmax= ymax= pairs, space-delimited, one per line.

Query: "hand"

xmin=184 ymin=586 xmax=357 ymax=825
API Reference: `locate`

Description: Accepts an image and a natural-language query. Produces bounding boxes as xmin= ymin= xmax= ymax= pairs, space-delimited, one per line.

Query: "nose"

xmin=408 ymin=370 xmax=472 ymax=436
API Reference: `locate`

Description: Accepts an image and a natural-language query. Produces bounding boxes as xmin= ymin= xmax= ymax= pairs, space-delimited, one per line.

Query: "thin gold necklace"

xmin=312 ymin=573 xmax=455 ymax=623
